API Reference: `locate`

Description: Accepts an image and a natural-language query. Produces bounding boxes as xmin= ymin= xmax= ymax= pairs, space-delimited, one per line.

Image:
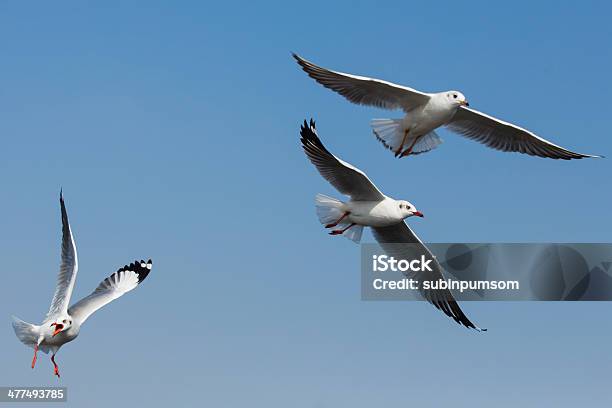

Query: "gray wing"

xmin=45 ymin=192 xmax=78 ymax=321
xmin=294 ymin=54 xmax=431 ymax=112
xmin=447 ymin=106 xmax=601 ymax=160
xmin=300 ymin=119 xmax=385 ymax=201
xmin=69 ymin=259 xmax=152 ymax=325
xmin=371 ymin=222 xmax=484 ymax=331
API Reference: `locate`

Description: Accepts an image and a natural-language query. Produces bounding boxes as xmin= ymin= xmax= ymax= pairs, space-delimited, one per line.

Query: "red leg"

xmin=329 ymin=223 xmax=356 ymax=235
xmin=51 ymin=354 xmax=60 ymax=378
xmin=325 ymin=212 xmax=350 ymax=228
xmin=399 ymin=135 xmax=422 ymax=158
xmin=395 ymin=129 xmax=409 ymax=157
xmin=31 ymin=344 xmax=38 ymax=369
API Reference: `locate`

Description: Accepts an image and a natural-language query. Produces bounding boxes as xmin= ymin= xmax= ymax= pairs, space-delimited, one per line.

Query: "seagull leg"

xmin=51 ymin=354 xmax=60 ymax=378
xmin=400 ymin=135 xmax=423 ymax=158
xmin=329 ymin=223 xmax=356 ymax=235
xmin=395 ymin=129 xmax=410 ymax=157
xmin=325 ymin=212 xmax=350 ymax=228
xmin=31 ymin=344 xmax=38 ymax=369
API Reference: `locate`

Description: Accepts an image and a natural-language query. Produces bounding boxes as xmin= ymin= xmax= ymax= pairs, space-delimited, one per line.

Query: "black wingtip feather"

xmin=300 ymin=118 xmax=331 ymax=156
xmin=59 ymin=190 xmax=69 ymax=229
xmin=117 ymin=259 xmax=153 ymax=284
xmin=293 ymin=54 xmax=321 ymax=80
xmin=292 ymin=52 xmax=305 ymax=65
xmin=450 ymin=300 xmax=485 ymax=331
xmin=434 ymin=296 xmax=485 ymax=331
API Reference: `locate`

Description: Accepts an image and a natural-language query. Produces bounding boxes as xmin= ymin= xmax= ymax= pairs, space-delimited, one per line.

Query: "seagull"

xmin=300 ymin=119 xmax=484 ymax=330
xmin=294 ymin=54 xmax=600 ymax=160
xmin=11 ymin=192 xmax=152 ymax=378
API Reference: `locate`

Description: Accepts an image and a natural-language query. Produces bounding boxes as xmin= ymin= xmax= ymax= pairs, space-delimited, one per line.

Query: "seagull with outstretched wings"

xmin=300 ymin=119 xmax=484 ymax=330
xmin=12 ymin=192 xmax=153 ymax=378
xmin=294 ymin=53 xmax=600 ymax=160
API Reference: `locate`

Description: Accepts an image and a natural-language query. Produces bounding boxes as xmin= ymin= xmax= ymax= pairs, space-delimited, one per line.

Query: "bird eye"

xmin=453 ymin=94 xmax=457 ymax=99
xmin=62 ymin=319 xmax=67 ymax=324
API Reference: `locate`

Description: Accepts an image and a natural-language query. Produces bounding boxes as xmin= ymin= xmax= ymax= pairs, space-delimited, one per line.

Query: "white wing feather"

xmin=447 ymin=106 xmax=600 ymax=160
xmin=294 ymin=54 xmax=431 ymax=112
xmin=45 ymin=193 xmax=78 ymax=322
xmin=371 ymin=222 xmax=484 ymax=331
xmin=69 ymin=260 xmax=152 ymax=325
xmin=300 ymin=119 xmax=385 ymax=201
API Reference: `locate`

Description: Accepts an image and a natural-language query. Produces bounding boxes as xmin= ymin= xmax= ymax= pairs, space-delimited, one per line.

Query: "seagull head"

xmin=50 ymin=316 xmax=73 ymax=337
xmin=446 ymin=91 xmax=469 ymax=107
xmin=398 ymin=200 xmax=424 ymax=219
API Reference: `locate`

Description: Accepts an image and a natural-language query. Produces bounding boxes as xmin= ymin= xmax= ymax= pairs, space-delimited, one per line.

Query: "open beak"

xmin=50 ymin=323 xmax=63 ymax=337
xmin=413 ymin=211 xmax=424 ymax=218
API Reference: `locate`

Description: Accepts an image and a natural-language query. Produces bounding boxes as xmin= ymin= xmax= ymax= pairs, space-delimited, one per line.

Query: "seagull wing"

xmin=447 ymin=106 xmax=600 ymax=160
xmin=294 ymin=54 xmax=430 ymax=112
xmin=371 ymin=222 xmax=484 ymax=331
xmin=301 ymin=119 xmax=385 ymax=201
xmin=68 ymin=260 xmax=152 ymax=325
xmin=45 ymin=192 xmax=79 ymax=321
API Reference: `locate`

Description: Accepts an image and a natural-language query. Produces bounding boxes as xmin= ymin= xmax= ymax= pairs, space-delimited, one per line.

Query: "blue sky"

xmin=1 ymin=1 xmax=611 ymax=406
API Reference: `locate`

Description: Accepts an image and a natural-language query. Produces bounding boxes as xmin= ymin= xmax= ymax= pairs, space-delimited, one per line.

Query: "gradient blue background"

xmin=1 ymin=1 xmax=611 ymax=406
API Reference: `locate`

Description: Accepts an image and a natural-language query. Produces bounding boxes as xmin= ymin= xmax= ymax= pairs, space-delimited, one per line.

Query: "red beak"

xmin=413 ymin=211 xmax=424 ymax=218
xmin=50 ymin=323 xmax=63 ymax=337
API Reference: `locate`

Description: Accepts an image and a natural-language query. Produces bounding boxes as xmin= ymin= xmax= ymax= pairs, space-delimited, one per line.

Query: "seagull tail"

xmin=11 ymin=316 xmax=40 ymax=349
xmin=371 ymin=119 xmax=406 ymax=153
xmin=411 ymin=131 xmax=443 ymax=155
xmin=371 ymin=119 xmax=443 ymax=156
xmin=344 ymin=224 xmax=364 ymax=243
xmin=315 ymin=194 xmax=363 ymax=243
xmin=315 ymin=194 xmax=345 ymax=226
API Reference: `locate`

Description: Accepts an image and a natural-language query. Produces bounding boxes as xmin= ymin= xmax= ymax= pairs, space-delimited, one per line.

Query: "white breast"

xmin=403 ymin=93 xmax=457 ymax=136
xmin=347 ymin=198 xmax=403 ymax=227
xmin=42 ymin=326 xmax=80 ymax=347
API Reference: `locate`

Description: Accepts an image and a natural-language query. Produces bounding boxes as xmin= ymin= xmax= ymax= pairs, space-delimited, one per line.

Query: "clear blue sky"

xmin=1 ymin=1 xmax=611 ymax=407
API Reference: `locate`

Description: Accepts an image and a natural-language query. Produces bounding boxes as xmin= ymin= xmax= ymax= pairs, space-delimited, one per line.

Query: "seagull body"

xmin=333 ymin=197 xmax=417 ymax=228
xmin=300 ymin=119 xmax=484 ymax=330
xmin=302 ymin=121 xmax=423 ymax=242
xmin=12 ymin=193 xmax=152 ymax=378
xmin=294 ymin=53 xmax=600 ymax=160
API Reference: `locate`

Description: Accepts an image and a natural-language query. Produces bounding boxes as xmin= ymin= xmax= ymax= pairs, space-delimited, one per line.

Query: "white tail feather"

xmin=371 ymin=119 xmax=405 ymax=153
xmin=411 ymin=131 xmax=443 ymax=155
xmin=315 ymin=194 xmax=363 ymax=244
xmin=343 ymin=224 xmax=364 ymax=243
xmin=315 ymin=194 xmax=345 ymax=225
xmin=11 ymin=316 xmax=40 ymax=350
xmin=371 ymin=119 xmax=443 ymax=155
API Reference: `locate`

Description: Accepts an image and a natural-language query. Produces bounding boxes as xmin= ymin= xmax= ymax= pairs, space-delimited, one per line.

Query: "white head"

xmin=49 ymin=315 xmax=73 ymax=337
xmin=398 ymin=200 xmax=424 ymax=219
xmin=445 ymin=91 xmax=469 ymax=107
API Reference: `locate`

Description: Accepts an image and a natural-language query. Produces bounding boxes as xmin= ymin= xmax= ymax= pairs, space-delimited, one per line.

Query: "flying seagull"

xmin=12 ymin=192 xmax=152 ymax=378
xmin=294 ymin=53 xmax=600 ymax=160
xmin=300 ymin=119 xmax=484 ymax=330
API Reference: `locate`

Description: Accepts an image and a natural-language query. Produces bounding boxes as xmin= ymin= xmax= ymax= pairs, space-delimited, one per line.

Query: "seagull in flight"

xmin=12 ymin=192 xmax=153 ymax=378
xmin=300 ymin=119 xmax=484 ymax=330
xmin=294 ymin=54 xmax=600 ymax=160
